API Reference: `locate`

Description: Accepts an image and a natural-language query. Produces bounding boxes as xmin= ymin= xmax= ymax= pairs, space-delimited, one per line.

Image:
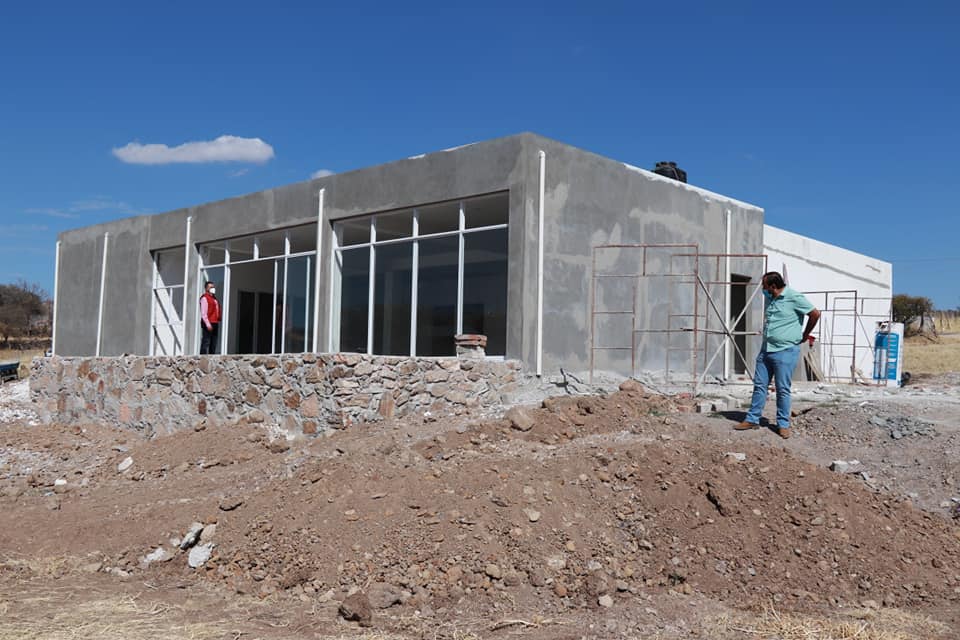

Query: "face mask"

xmin=762 ymin=289 xmax=773 ymax=301
xmin=209 ymin=288 xmax=216 ymax=295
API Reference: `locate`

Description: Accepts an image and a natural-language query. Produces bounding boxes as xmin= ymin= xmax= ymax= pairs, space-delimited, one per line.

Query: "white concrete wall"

xmin=763 ymin=225 xmax=892 ymax=382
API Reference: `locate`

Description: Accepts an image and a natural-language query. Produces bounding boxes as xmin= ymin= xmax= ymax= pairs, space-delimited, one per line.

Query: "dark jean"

xmin=745 ymin=345 xmax=801 ymax=428
xmin=200 ymin=323 xmax=219 ymax=355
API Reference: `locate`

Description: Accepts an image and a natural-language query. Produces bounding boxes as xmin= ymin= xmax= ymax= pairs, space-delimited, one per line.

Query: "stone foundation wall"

xmin=30 ymin=354 xmax=524 ymax=436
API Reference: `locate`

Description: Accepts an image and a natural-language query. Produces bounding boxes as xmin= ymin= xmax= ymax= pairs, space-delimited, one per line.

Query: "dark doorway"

xmin=237 ymin=290 xmax=275 ymax=354
xmin=731 ymin=275 xmax=751 ymax=374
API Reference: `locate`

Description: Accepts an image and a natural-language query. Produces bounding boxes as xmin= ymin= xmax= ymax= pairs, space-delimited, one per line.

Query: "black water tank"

xmin=653 ymin=161 xmax=687 ymax=183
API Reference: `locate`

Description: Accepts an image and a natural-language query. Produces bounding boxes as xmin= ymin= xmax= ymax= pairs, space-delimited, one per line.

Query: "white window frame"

xmin=150 ymin=248 xmax=186 ymax=356
xmin=196 ymin=224 xmax=318 ymax=355
xmin=331 ymin=193 xmax=508 ymax=357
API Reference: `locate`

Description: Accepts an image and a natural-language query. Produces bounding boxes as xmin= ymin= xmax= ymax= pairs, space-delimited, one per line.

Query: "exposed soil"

xmin=2 ymin=377 xmax=960 ymax=639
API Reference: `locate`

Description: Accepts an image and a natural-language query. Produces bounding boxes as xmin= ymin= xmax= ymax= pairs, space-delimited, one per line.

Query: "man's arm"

xmin=802 ymin=308 xmax=821 ymax=342
xmin=200 ymin=297 xmax=212 ymax=330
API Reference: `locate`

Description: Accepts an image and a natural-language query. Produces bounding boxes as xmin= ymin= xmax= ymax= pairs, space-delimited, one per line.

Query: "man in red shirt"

xmin=199 ymin=281 xmax=221 ymax=354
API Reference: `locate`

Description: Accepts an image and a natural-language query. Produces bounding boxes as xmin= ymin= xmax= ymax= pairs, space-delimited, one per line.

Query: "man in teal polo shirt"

xmin=735 ymin=271 xmax=820 ymax=439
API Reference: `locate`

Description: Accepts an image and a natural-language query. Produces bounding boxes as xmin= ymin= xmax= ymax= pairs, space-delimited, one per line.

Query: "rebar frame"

xmin=801 ymin=290 xmax=893 ymax=383
xmin=589 ymin=244 xmax=768 ymax=393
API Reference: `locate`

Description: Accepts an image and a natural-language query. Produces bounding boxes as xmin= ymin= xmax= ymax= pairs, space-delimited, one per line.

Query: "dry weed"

xmin=711 ymin=603 xmax=952 ymax=640
xmin=0 ymin=594 xmax=228 ymax=640
xmin=904 ymin=333 xmax=960 ymax=375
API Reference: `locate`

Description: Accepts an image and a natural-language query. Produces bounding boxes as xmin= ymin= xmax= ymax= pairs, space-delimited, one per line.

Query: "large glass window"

xmin=151 ymin=248 xmax=186 ymax=355
xmin=337 ymin=247 xmax=370 ymax=353
xmin=197 ymin=223 xmax=317 ymax=355
xmin=416 ymin=236 xmax=459 ymax=356
xmin=463 ymin=229 xmax=508 ymax=356
xmin=332 ymin=191 xmax=508 ymax=357
xmin=373 ymin=243 xmax=412 ymax=355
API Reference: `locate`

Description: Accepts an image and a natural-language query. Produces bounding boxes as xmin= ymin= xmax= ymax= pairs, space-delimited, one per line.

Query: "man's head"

xmin=205 ymin=281 xmax=216 ymax=295
xmin=762 ymin=271 xmax=785 ymax=295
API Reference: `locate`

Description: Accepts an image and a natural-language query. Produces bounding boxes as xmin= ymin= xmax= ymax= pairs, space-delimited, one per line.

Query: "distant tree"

xmin=0 ymin=280 xmax=49 ymax=347
xmin=892 ymin=293 xmax=935 ymax=336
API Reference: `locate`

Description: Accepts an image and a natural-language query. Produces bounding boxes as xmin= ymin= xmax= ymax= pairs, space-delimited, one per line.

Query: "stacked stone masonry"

xmin=30 ymin=355 xmax=524 ymax=436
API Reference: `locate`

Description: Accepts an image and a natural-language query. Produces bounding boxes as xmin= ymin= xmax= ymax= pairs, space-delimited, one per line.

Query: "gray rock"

xmin=139 ymin=546 xmax=174 ymax=568
xmin=187 ymin=542 xmax=214 ymax=568
xmin=339 ymin=592 xmax=373 ymax=627
xmin=485 ymin=564 xmax=502 ymax=579
xmin=179 ymin=522 xmax=204 ymax=550
xmin=200 ymin=523 xmax=217 ymax=542
xmin=505 ymin=407 xmax=535 ymax=432
xmin=367 ymin=582 xmax=404 ymax=609
xmin=219 ymin=496 xmax=244 ymax=511
xmin=117 ymin=457 xmax=134 ymax=473
xmin=598 ymin=594 xmax=614 ymax=608
xmin=829 ymin=460 xmax=862 ymax=473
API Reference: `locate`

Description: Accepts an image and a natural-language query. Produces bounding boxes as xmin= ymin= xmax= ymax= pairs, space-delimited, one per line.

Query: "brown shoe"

xmin=778 ymin=427 xmax=791 ymax=439
xmin=734 ymin=421 xmax=760 ymax=431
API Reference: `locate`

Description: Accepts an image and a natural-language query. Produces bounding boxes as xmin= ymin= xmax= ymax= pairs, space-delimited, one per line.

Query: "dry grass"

xmin=0 ymin=590 xmax=416 ymax=640
xmin=935 ymin=311 xmax=960 ymax=333
xmin=0 ymin=594 xmax=228 ymax=640
xmin=711 ymin=604 xmax=953 ymax=640
xmin=904 ymin=333 xmax=960 ymax=375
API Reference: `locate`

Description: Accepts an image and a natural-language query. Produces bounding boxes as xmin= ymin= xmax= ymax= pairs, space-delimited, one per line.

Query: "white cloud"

xmin=112 ymin=135 xmax=275 ymax=165
xmin=229 ymin=168 xmax=250 ymax=178
xmin=311 ymin=169 xmax=335 ymax=179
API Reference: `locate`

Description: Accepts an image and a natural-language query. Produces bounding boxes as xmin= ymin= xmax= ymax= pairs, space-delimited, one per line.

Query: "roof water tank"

xmin=653 ymin=161 xmax=687 ymax=183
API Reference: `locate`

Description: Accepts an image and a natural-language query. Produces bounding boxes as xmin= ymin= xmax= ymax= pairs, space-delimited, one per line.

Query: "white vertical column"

xmin=280 ymin=257 xmax=289 ymax=354
xmin=536 ymin=150 xmax=546 ymax=377
xmin=221 ymin=242 xmax=231 ymax=355
xmin=271 ymin=260 xmax=278 ymax=354
xmin=456 ymin=202 xmax=465 ymax=335
xmin=724 ymin=209 xmax=732 ymax=380
xmin=182 ymin=216 xmax=192 ymax=354
xmin=366 ymin=221 xmax=376 ymax=355
xmin=148 ymin=254 xmax=157 ymax=356
xmin=305 ymin=256 xmax=311 ymax=350
xmin=313 ymin=189 xmax=324 ymax=352
xmin=327 ymin=233 xmax=338 ymax=352
xmin=51 ymin=240 xmax=61 ymax=356
xmin=95 ymin=232 xmax=109 ymax=356
xmin=409 ymin=211 xmax=419 ymax=356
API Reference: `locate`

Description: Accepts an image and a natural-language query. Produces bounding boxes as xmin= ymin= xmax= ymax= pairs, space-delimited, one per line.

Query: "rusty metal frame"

xmin=589 ymin=244 xmax=768 ymax=393
xmin=802 ymin=291 xmax=893 ymax=383
xmin=589 ymin=244 xmax=697 ymax=383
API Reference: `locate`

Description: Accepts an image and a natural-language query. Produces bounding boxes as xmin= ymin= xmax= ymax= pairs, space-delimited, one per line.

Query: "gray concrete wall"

xmin=56 ymin=135 xmax=530 ymax=358
xmin=54 ymin=132 xmax=764 ymax=381
xmin=55 ymin=216 xmax=154 ymax=357
xmin=523 ymin=135 xmax=765 ymax=378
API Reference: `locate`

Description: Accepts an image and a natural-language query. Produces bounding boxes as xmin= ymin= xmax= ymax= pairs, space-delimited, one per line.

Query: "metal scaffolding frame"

xmin=801 ymin=290 xmax=892 ymax=383
xmin=589 ymin=244 xmax=767 ymax=393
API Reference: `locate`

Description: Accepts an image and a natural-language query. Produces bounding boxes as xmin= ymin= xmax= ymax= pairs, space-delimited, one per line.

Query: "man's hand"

xmin=802 ymin=309 xmax=821 ymax=345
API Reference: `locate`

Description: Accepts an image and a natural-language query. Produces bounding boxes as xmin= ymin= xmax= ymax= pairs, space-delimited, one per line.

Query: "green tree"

xmin=0 ymin=280 xmax=49 ymax=347
xmin=892 ymin=293 xmax=934 ymax=336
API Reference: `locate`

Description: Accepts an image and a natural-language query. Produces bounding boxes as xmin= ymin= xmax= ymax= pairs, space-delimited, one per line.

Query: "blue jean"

xmin=745 ymin=345 xmax=801 ymax=428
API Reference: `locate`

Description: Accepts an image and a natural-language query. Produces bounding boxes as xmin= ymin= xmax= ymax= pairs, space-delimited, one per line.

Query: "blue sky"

xmin=2 ymin=1 xmax=958 ymax=308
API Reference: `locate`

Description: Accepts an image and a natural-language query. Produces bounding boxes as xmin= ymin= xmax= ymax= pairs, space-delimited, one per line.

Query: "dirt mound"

xmin=206 ymin=392 xmax=960 ymax=615
xmin=3 ymin=384 xmax=960 ymax=636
